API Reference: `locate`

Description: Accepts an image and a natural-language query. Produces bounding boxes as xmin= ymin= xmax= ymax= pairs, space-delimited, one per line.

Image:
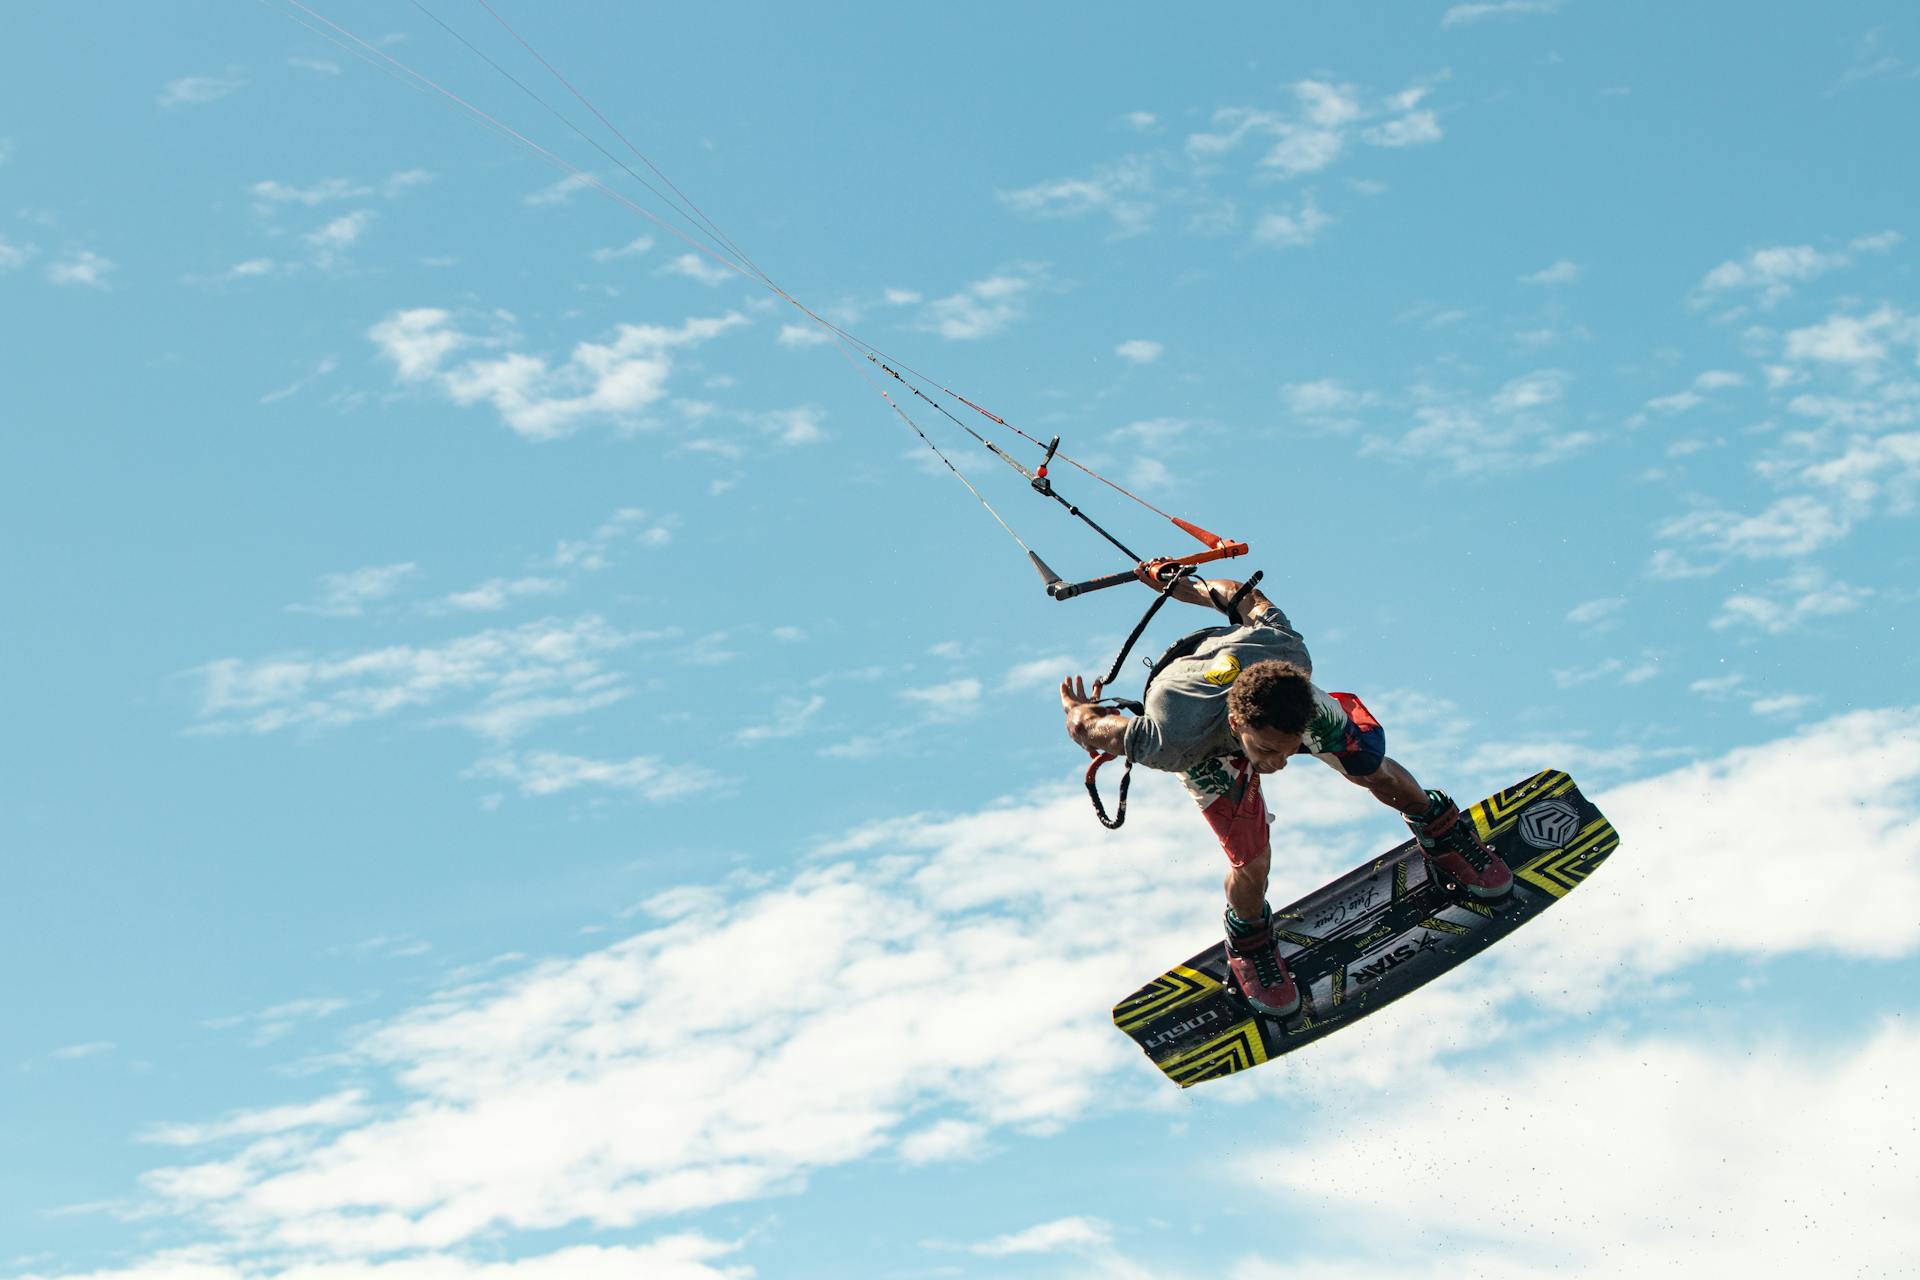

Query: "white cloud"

xmin=1002 ymin=655 xmax=1081 ymax=693
xmin=468 ymin=751 xmax=718 ymax=802
xmin=305 ymin=210 xmax=374 ymax=265
xmin=1283 ymin=378 xmax=1377 ymax=431
xmin=0 ymin=233 xmax=34 ymax=271
xmin=438 ymin=576 xmax=566 ymax=613
xmin=1784 ymin=304 xmax=1915 ymax=364
xmin=1009 ymin=79 xmax=1443 ymax=247
xmin=591 ymin=235 xmax=655 ymax=262
xmin=660 ymin=252 xmax=737 ymax=287
xmin=1658 ymin=494 xmax=1851 ymax=560
xmin=193 ymin=615 xmax=643 ymax=740
xmin=1750 ymin=693 xmax=1813 ymax=717
xmin=969 ymin=1216 xmax=1113 ymax=1256
xmin=159 ymin=73 xmax=247 ymax=108
xmin=1711 ymin=569 xmax=1871 ymax=633
xmin=1374 ymin=370 xmax=1592 ymax=473
xmin=46 ymin=249 xmax=116 ymax=289
xmin=368 ymin=309 xmax=748 ymax=440
xmin=917 ymin=269 xmax=1043 ymax=341
xmin=51 ymin=1041 xmax=116 ymax=1060
xmin=1520 ymin=259 xmax=1581 ymax=286
xmin=1694 ymin=234 xmax=1898 ymax=309
xmin=736 ymin=693 xmax=827 ymax=744
xmin=776 ymin=322 xmax=831 ymax=347
xmin=756 ymin=406 xmax=827 ymax=445
xmin=548 ymin=507 xmax=675 ymax=572
xmin=199 ymin=997 xmax=353 ymax=1048
xmin=288 ymin=562 xmax=419 ymax=617
xmin=1644 ymin=388 xmax=1703 ymax=414
xmin=1121 ymin=111 xmax=1158 ymax=132
xmin=250 ymin=177 xmax=371 ymax=207
xmin=1114 ymin=339 xmax=1163 ymax=365
xmin=367 ymin=308 xmax=467 ymax=381
xmin=11 ymin=1237 xmax=754 ymax=1280
xmin=1360 ymin=109 xmax=1442 ymax=147
xmin=140 ymin=1092 xmax=372 ymax=1148
xmin=1441 ymin=0 xmax=1561 ymax=26
xmin=897 ymin=1119 xmax=988 ymax=1165
xmin=45 ymin=708 xmax=1920 ymax=1262
xmin=997 ymin=155 xmax=1160 ymax=238
xmin=1564 ymin=596 xmax=1625 ymax=626
xmin=901 ymin=677 xmax=984 ymax=719
xmin=524 ymin=172 xmax=595 ymax=206
xmin=1247 ymin=1024 xmax=1920 ymax=1277
xmin=1832 ymin=28 xmax=1916 ymax=93
xmin=1251 ymin=196 xmax=1332 ymax=248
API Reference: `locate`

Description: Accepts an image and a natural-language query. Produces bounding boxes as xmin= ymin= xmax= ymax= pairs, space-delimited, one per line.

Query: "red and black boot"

xmin=1407 ymin=789 xmax=1513 ymax=899
xmin=1224 ymin=905 xmax=1301 ymax=1017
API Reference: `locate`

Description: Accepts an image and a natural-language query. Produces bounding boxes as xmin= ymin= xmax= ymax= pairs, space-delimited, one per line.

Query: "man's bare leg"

xmin=1344 ymin=756 xmax=1430 ymax=816
xmin=1224 ymin=846 xmax=1270 ymax=925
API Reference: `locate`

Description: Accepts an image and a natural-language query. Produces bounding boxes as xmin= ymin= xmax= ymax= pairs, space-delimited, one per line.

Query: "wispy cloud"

xmin=1247 ymin=1023 xmax=1920 ymax=1276
xmin=368 ymin=308 xmax=749 ymax=440
xmin=1251 ymin=194 xmax=1333 ymax=248
xmin=592 ymin=235 xmax=655 ymax=262
xmin=916 ymin=267 xmax=1047 ymax=341
xmin=1521 ymin=259 xmax=1582 ymax=286
xmin=736 ymin=693 xmax=827 ymax=744
xmin=304 ymin=210 xmax=374 ymax=267
xmin=1442 ymin=0 xmax=1562 ymax=27
xmin=1712 ymin=569 xmax=1871 ymax=634
xmin=1366 ymin=369 xmax=1595 ymax=473
xmin=1830 ymin=26 xmax=1919 ymax=94
xmin=287 ymin=561 xmax=418 ymax=618
xmin=53 ymin=709 xmax=1920 ymax=1265
xmin=139 ymin=1091 xmax=371 ymax=1147
xmin=46 ymin=249 xmax=116 ymax=289
xmin=1000 ymin=77 xmax=1445 ymax=248
xmin=193 ymin=614 xmax=645 ymax=741
xmin=1114 ymin=338 xmax=1163 ymax=365
xmin=1565 ymin=596 xmax=1626 ymax=627
xmin=469 ymin=750 xmax=719 ymax=801
xmin=660 ymin=252 xmax=737 ymax=287
xmin=158 ymin=72 xmax=248 ymax=108
xmin=0 ymin=233 xmax=35 ymax=271
xmin=1693 ymin=232 xmax=1900 ymax=309
xmin=969 ymin=1216 xmax=1113 ymax=1256
xmin=199 ymin=996 xmax=352 ymax=1047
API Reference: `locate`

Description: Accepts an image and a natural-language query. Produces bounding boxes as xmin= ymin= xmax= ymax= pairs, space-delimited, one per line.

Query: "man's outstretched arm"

xmin=1135 ymin=563 xmax=1274 ymax=626
xmin=1060 ymin=675 xmax=1131 ymax=757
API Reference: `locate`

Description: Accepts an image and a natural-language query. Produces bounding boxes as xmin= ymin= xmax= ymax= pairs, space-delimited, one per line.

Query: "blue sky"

xmin=4 ymin=1 xmax=1919 ymax=1275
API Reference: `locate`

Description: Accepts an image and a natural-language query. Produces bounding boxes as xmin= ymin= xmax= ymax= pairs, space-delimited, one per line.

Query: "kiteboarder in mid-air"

xmin=1060 ymin=565 xmax=1511 ymax=1017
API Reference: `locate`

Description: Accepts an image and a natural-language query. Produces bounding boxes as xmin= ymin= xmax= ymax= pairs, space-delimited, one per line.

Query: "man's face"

xmin=1229 ymin=714 xmax=1306 ymax=773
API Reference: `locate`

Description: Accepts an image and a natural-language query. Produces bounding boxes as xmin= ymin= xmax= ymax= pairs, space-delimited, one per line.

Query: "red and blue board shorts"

xmin=1181 ymin=691 xmax=1385 ymax=867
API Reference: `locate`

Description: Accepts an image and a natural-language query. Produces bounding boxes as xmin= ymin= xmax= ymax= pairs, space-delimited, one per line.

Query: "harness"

xmin=1084 ymin=568 xmax=1264 ymax=829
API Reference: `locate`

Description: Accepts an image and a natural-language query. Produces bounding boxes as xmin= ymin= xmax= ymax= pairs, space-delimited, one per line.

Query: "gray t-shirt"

xmin=1122 ymin=604 xmax=1315 ymax=773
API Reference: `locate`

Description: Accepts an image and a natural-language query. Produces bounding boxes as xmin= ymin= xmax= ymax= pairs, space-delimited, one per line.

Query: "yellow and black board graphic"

xmin=1112 ymin=770 xmax=1617 ymax=1086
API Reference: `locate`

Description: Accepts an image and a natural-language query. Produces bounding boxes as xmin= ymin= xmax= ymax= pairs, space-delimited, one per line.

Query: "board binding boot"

xmin=1224 ymin=905 xmax=1301 ymax=1017
xmin=1407 ymin=789 xmax=1512 ymax=899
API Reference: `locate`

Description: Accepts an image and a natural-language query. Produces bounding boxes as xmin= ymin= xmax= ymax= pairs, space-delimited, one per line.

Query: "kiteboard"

xmin=1113 ymin=768 xmax=1617 ymax=1086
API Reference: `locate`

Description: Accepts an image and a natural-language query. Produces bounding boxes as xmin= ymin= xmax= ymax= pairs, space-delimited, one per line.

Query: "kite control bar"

xmin=1046 ymin=540 xmax=1249 ymax=600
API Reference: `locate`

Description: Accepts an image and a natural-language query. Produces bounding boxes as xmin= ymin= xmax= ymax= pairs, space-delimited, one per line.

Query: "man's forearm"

xmin=1169 ymin=576 xmax=1271 ymax=622
xmin=1066 ymin=705 xmax=1131 ymax=756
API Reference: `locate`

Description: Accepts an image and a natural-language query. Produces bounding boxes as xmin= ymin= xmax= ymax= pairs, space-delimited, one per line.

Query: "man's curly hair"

xmin=1227 ymin=660 xmax=1315 ymax=734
